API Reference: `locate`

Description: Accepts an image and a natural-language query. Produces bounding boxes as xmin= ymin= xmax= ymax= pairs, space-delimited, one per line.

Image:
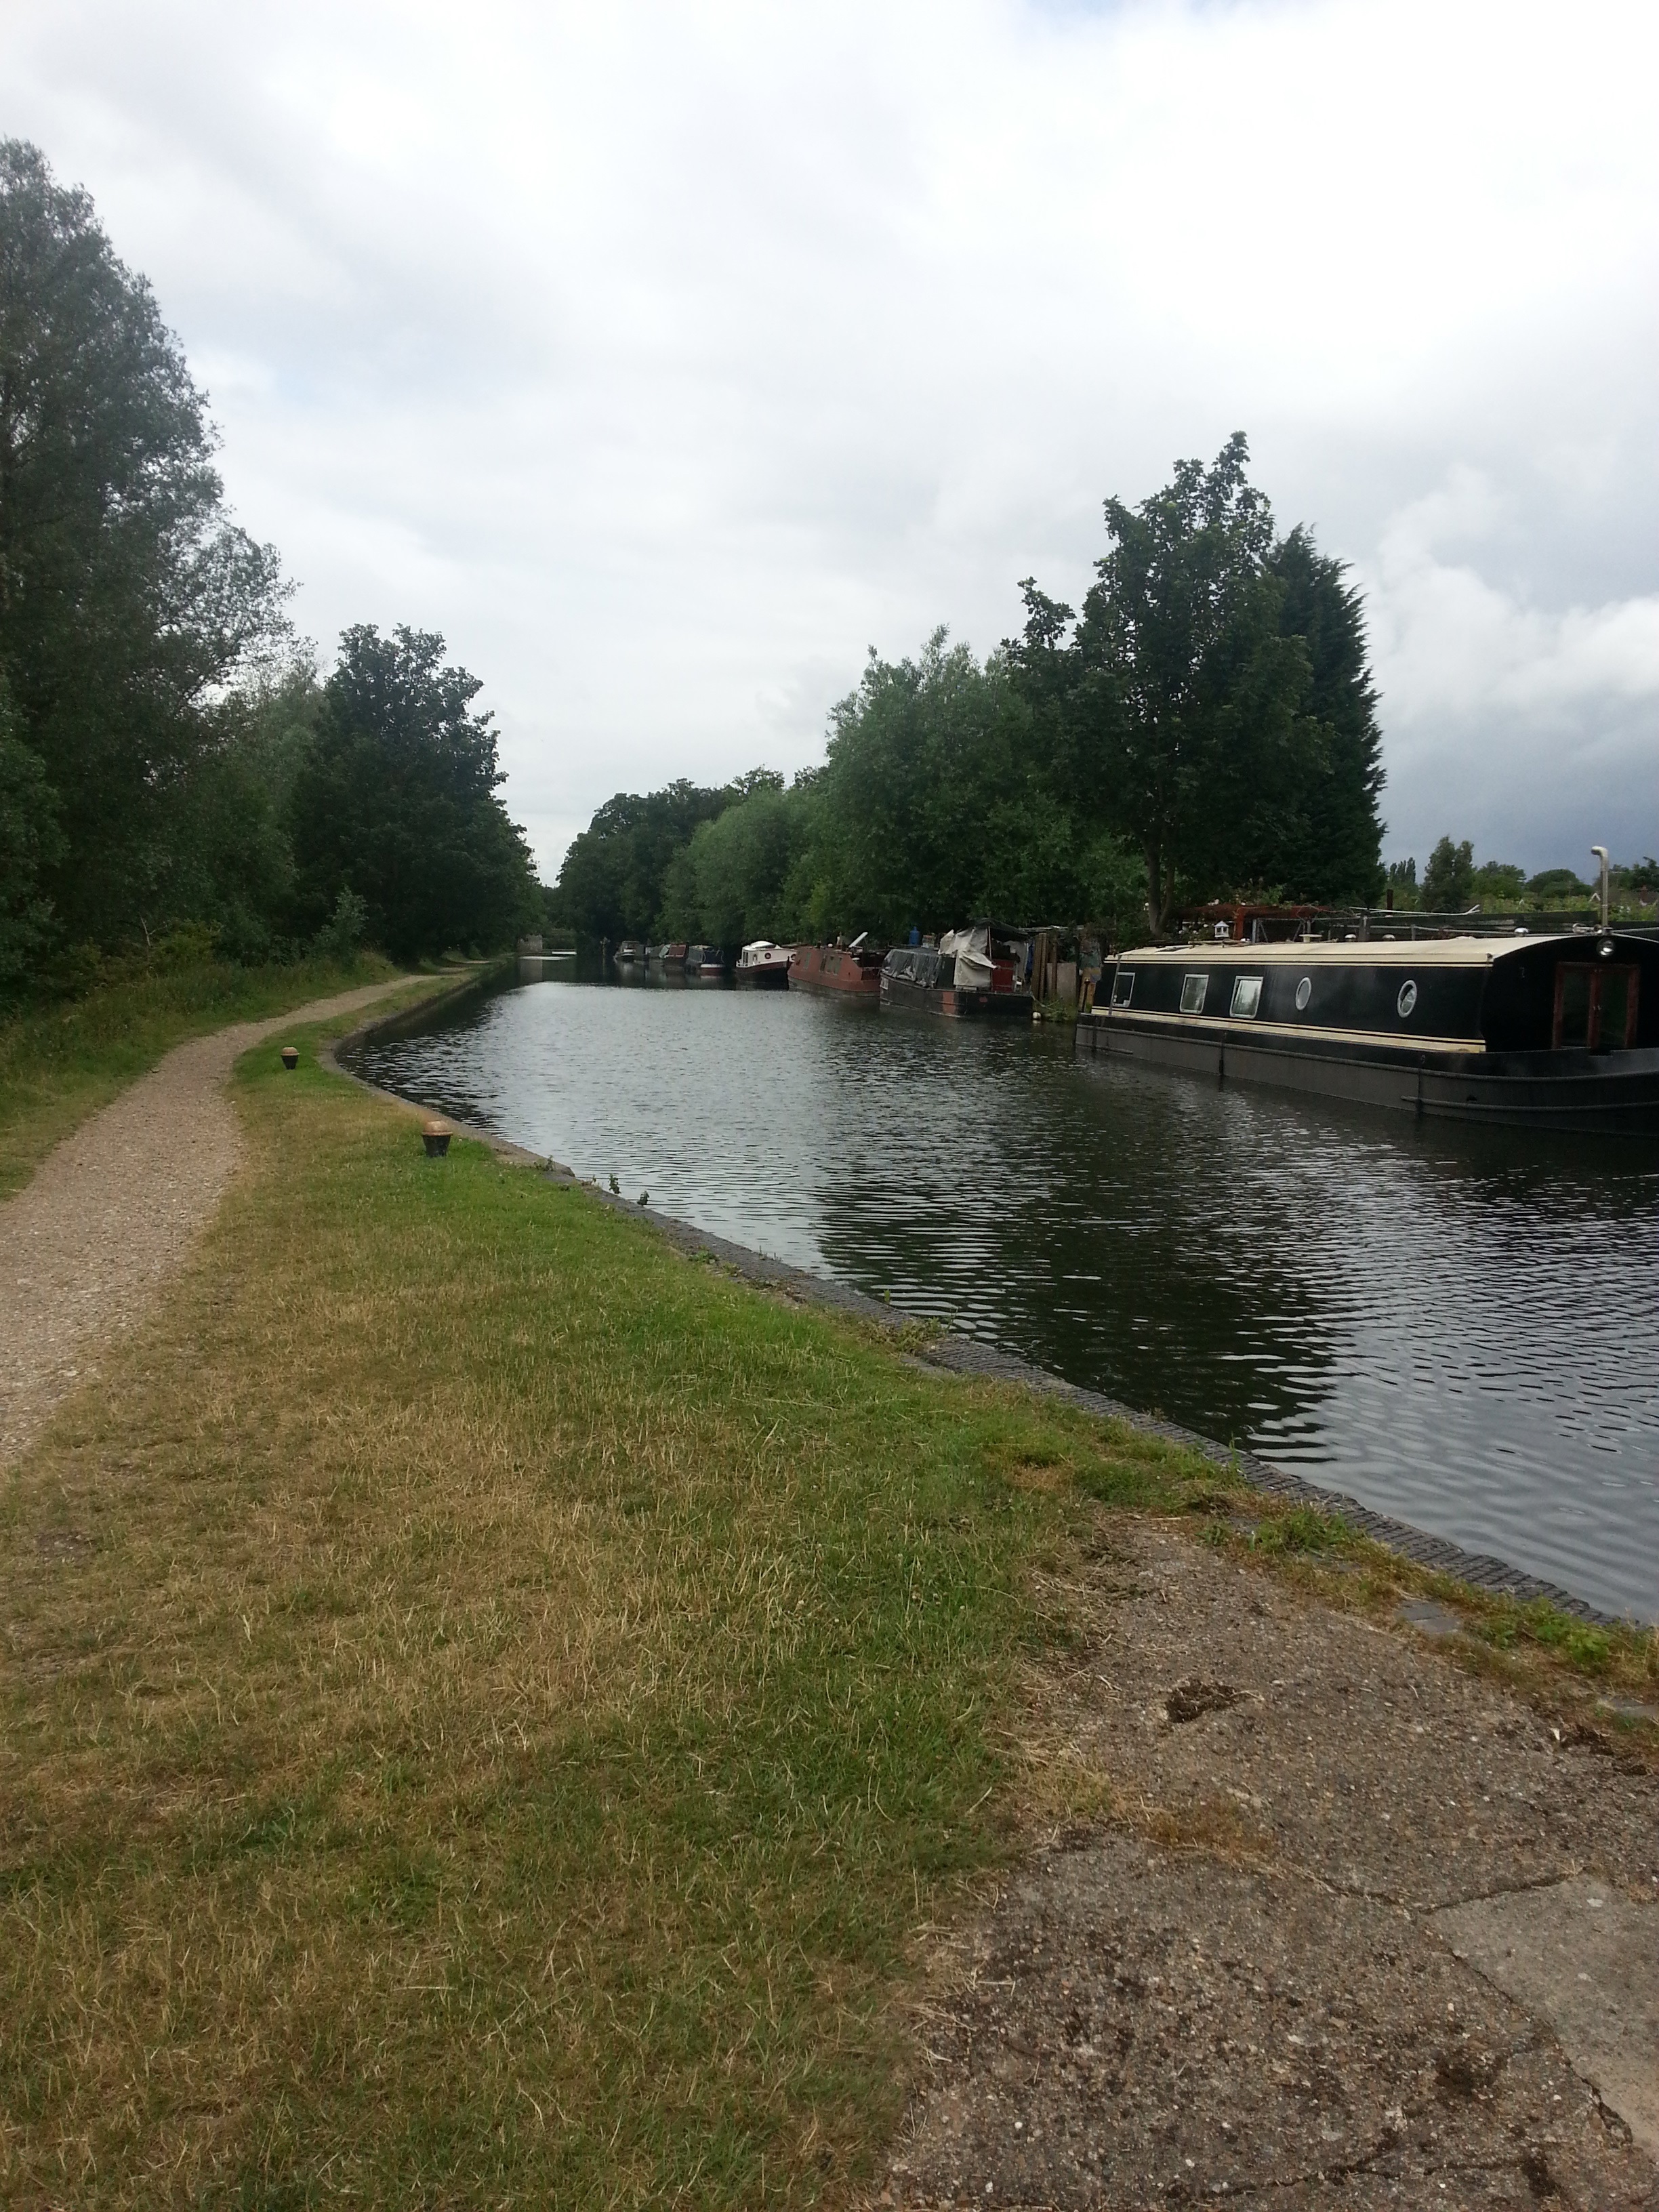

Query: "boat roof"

xmin=1113 ymin=932 xmax=1622 ymax=969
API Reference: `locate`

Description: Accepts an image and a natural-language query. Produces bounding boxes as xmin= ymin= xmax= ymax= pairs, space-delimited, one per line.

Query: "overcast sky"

xmin=5 ymin=0 xmax=1656 ymax=878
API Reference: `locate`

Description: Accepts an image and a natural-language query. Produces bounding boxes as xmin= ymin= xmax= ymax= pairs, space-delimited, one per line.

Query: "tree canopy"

xmin=0 ymin=139 xmax=293 ymax=949
xmin=0 ymin=142 xmax=544 ymax=992
xmin=1008 ymin=434 xmax=1384 ymax=929
xmin=289 ymin=626 xmax=539 ymax=962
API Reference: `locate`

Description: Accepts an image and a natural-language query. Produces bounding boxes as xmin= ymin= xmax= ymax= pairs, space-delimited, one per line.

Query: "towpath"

xmin=0 ymin=978 xmax=427 ymax=1467
xmin=879 ymin=1521 xmax=1659 ymax=2207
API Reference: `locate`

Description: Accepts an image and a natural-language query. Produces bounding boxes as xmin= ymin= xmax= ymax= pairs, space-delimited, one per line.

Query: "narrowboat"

xmin=735 ymin=939 xmax=793 ymax=988
xmin=880 ymin=922 xmax=1035 ymax=1021
xmin=790 ymin=933 xmax=884 ymax=997
xmin=650 ymin=941 xmax=689 ymax=972
xmin=685 ymin=943 xmax=726 ymax=981
xmin=1079 ymin=927 xmax=1659 ymax=1133
xmin=612 ymin=939 xmax=644 ymax=970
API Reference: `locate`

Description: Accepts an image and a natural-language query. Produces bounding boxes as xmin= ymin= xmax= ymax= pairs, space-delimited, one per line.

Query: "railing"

xmin=1173 ymin=904 xmax=1659 ymax=946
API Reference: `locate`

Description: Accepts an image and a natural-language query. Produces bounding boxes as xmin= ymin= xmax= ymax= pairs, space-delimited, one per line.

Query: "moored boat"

xmin=790 ymin=933 xmax=884 ymax=996
xmin=685 ymin=943 xmax=727 ymax=980
xmin=734 ymin=939 xmax=793 ymax=988
xmin=880 ymin=922 xmax=1035 ymax=1021
xmin=1080 ymin=926 xmax=1659 ymax=1133
xmin=648 ymin=941 xmax=689 ymax=972
xmin=613 ymin=939 xmax=645 ymax=970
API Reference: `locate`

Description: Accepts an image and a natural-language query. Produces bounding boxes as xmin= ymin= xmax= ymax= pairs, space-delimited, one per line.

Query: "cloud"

xmin=1366 ymin=472 xmax=1659 ymax=865
xmin=2 ymin=0 xmax=1656 ymax=875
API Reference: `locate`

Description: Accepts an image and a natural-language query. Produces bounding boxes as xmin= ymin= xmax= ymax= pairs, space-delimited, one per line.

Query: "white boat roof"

xmin=1115 ymin=933 xmax=1588 ymax=969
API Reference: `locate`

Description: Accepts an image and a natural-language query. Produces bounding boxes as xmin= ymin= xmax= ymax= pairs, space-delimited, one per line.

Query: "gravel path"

xmin=0 ymin=981 xmax=419 ymax=1467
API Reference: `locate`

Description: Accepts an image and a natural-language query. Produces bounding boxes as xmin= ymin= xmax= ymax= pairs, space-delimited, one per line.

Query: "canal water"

xmin=354 ymin=972 xmax=1659 ymax=1622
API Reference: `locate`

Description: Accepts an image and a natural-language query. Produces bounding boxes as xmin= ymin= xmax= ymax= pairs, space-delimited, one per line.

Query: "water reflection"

xmin=354 ymin=973 xmax=1659 ymax=1620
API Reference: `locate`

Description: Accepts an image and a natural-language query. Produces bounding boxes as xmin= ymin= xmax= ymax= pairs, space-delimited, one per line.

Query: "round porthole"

xmin=1294 ymin=976 xmax=1312 ymax=1012
xmin=1397 ymin=979 xmax=1418 ymax=1019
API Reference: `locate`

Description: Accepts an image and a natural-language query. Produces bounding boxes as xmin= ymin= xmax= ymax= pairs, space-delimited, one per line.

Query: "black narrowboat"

xmin=1079 ymin=929 xmax=1659 ymax=1133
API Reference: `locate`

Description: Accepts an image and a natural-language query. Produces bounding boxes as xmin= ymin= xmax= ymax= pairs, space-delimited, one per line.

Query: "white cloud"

xmin=3 ymin=0 xmax=1656 ymax=874
xmin=1366 ymin=472 xmax=1659 ymax=864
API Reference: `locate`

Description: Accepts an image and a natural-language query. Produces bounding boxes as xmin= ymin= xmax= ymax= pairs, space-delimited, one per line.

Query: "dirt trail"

xmin=883 ymin=1525 xmax=1659 ymax=2209
xmin=0 ymin=980 xmax=421 ymax=1467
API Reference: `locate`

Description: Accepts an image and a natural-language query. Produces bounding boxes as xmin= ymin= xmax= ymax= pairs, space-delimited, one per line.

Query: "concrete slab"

xmin=1397 ymin=1595 xmax=1467 ymax=1639
xmin=1432 ymin=1878 xmax=1659 ymax=2158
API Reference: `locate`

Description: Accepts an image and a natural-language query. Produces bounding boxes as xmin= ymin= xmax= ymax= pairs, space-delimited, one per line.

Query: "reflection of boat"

xmin=735 ymin=940 xmax=793 ymax=989
xmin=685 ymin=943 xmax=727 ymax=980
xmin=1080 ymin=928 xmax=1659 ymax=1132
xmin=880 ymin=922 xmax=1034 ymax=1021
xmin=613 ymin=940 xmax=644 ymax=970
xmin=790 ymin=933 xmax=884 ymax=997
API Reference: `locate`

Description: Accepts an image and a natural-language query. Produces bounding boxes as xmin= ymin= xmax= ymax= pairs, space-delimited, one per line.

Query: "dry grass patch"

xmin=1 ymin=1023 xmax=1198 ymax=2207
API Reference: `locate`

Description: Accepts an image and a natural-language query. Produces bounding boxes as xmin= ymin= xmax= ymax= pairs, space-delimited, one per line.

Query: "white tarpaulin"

xmin=939 ymin=924 xmax=994 ymax=989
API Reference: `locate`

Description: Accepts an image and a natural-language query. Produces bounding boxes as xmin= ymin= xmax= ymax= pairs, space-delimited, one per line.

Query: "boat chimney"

xmin=1591 ymin=844 xmax=1610 ymax=931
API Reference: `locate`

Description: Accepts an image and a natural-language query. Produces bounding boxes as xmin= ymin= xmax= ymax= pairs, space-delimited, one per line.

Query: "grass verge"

xmin=5 ymin=1016 xmax=1649 ymax=2203
xmin=0 ymin=1015 xmax=1210 ymax=2207
xmin=0 ymin=949 xmax=434 ymax=1199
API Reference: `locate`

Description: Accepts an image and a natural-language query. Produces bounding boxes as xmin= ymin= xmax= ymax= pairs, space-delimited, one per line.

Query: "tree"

xmin=1265 ymin=527 xmax=1385 ymax=903
xmin=659 ymin=775 xmax=811 ymax=947
xmin=289 ymin=626 xmax=539 ymax=960
xmin=552 ymin=779 xmax=732 ymax=942
xmin=0 ymin=672 xmax=63 ymax=987
xmin=0 ymin=140 xmax=293 ymax=949
xmin=1017 ymin=434 xmax=1318 ymax=930
xmin=1385 ymin=856 xmax=1418 ymax=908
xmin=1420 ymin=836 xmax=1474 ymax=911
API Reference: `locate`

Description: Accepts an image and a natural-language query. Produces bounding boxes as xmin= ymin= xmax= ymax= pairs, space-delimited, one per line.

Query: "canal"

xmin=354 ymin=970 xmax=1659 ymax=1622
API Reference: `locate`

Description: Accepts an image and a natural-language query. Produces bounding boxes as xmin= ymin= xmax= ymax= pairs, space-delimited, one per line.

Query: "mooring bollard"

xmin=422 ymin=1121 xmax=451 ymax=1158
xmin=281 ymin=1045 xmax=299 ymax=1070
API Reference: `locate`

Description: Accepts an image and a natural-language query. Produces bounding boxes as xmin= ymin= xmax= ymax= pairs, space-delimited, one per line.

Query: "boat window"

xmin=1554 ymin=963 xmax=1639 ymax=1050
xmin=1230 ymin=975 xmax=1262 ymax=1019
xmin=1294 ymin=976 xmax=1312 ymax=1012
xmin=1180 ymin=973 xmax=1208 ymax=1015
xmin=1397 ymin=980 xmax=1418 ymax=1020
xmin=1111 ymin=968 xmax=1134 ymax=1007
xmin=1600 ymin=967 xmax=1638 ymax=1049
xmin=1555 ymin=966 xmax=1592 ymax=1048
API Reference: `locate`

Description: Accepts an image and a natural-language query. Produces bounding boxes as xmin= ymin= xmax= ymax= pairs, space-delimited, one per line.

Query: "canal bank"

xmin=344 ymin=974 xmax=1659 ymax=1627
xmin=4 ymin=1006 xmax=1654 ymax=2203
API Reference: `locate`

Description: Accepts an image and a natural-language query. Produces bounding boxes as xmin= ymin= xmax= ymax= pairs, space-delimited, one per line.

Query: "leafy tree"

xmin=289 ymin=626 xmax=539 ymax=961
xmin=1014 ymin=435 xmax=1320 ymax=930
xmin=552 ymin=779 xmax=731 ymax=941
xmin=1420 ymin=836 xmax=1475 ymax=911
xmin=1470 ymin=858 xmax=1527 ymax=908
xmin=1385 ymin=856 xmax=1418 ymax=907
xmin=660 ymin=777 xmax=811 ymax=946
xmin=0 ymin=140 xmax=293 ymax=949
xmin=804 ymin=632 xmax=1109 ymax=937
xmin=1525 ymin=866 xmax=1591 ymax=908
xmin=0 ymin=673 xmax=64 ymax=987
xmin=1265 ymin=527 xmax=1385 ymax=903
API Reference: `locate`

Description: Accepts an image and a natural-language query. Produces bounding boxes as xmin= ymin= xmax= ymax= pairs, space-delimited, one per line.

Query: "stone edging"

xmin=327 ymin=1019 xmax=1639 ymax=1633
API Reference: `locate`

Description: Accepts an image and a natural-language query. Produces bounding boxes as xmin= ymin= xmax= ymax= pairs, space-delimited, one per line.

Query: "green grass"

xmin=0 ymin=1014 xmax=1214 ymax=2207
xmin=7 ymin=1010 xmax=1648 ymax=2203
xmin=0 ymin=948 xmax=425 ymax=1197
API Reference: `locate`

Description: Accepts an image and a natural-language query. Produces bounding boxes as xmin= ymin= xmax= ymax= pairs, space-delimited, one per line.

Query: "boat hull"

xmin=790 ymin=944 xmax=882 ymax=996
xmin=1078 ymin=1015 xmax=1659 ymax=1134
xmin=735 ymin=961 xmax=790 ymax=989
xmin=882 ymin=975 xmax=1034 ymax=1021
